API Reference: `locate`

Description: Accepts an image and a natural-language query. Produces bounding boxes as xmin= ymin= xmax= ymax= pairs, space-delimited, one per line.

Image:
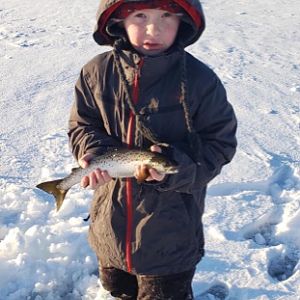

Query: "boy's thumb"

xmin=79 ymin=153 xmax=94 ymax=168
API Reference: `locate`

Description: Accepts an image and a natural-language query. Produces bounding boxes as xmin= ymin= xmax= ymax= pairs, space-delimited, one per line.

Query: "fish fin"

xmin=36 ymin=179 xmax=69 ymax=211
xmin=136 ymin=165 xmax=150 ymax=184
xmin=71 ymin=167 xmax=81 ymax=173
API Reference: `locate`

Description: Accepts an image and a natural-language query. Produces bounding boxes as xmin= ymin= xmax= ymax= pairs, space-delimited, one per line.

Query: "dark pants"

xmin=99 ymin=267 xmax=195 ymax=300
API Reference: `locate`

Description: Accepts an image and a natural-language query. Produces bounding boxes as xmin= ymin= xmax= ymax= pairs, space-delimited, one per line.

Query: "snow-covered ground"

xmin=1 ymin=0 xmax=299 ymax=299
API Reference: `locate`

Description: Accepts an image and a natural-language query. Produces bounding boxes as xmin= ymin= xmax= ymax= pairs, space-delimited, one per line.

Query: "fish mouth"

xmin=167 ymin=166 xmax=179 ymax=174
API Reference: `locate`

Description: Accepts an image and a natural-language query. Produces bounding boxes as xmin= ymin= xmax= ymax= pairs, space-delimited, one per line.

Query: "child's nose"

xmin=146 ymin=22 xmax=161 ymax=37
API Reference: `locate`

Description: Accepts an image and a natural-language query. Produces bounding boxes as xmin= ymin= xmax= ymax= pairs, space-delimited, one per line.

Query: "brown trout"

xmin=36 ymin=148 xmax=178 ymax=211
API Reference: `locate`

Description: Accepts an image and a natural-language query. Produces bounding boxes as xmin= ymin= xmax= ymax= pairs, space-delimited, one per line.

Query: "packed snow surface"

xmin=1 ymin=0 xmax=300 ymax=299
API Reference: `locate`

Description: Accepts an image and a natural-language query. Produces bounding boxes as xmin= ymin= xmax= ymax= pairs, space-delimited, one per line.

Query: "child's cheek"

xmin=126 ymin=26 xmax=143 ymax=47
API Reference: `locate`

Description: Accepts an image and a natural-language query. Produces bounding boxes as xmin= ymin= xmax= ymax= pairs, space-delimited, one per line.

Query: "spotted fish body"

xmin=36 ymin=148 xmax=178 ymax=211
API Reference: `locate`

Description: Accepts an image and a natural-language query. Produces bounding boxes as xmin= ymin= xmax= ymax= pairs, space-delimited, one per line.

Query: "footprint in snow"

xmin=195 ymin=283 xmax=229 ymax=300
xmin=242 ymin=164 xmax=298 ymax=246
xmin=268 ymin=164 xmax=296 ymax=204
xmin=244 ymin=222 xmax=278 ymax=246
xmin=241 ymin=208 xmax=281 ymax=247
xmin=268 ymin=250 xmax=299 ymax=281
xmin=241 ymin=161 xmax=300 ymax=282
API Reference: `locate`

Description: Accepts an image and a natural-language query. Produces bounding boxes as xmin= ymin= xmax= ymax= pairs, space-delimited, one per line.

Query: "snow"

xmin=1 ymin=0 xmax=299 ymax=299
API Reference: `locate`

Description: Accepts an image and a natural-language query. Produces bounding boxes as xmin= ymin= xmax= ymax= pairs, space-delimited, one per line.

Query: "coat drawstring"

xmin=112 ymin=40 xmax=196 ymax=148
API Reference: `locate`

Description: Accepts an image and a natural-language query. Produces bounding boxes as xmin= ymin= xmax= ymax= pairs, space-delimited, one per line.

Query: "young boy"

xmin=68 ymin=0 xmax=237 ymax=299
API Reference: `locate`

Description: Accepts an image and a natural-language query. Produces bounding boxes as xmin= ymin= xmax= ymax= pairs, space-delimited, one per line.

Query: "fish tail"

xmin=36 ymin=179 xmax=69 ymax=211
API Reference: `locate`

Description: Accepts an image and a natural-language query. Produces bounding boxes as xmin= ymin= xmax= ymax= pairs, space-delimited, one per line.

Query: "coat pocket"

xmin=133 ymin=191 xmax=197 ymax=267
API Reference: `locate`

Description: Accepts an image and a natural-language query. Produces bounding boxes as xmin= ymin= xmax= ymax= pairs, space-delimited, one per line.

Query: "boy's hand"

xmin=78 ymin=153 xmax=112 ymax=189
xmin=134 ymin=145 xmax=166 ymax=182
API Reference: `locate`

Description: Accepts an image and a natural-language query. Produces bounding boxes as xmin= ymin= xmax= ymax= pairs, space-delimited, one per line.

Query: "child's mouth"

xmin=143 ymin=43 xmax=163 ymax=50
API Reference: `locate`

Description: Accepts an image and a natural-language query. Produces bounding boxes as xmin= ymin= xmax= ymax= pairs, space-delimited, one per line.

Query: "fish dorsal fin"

xmin=71 ymin=167 xmax=80 ymax=173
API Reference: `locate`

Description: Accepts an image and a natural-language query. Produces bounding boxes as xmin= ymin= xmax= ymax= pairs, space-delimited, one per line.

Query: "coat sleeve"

xmin=156 ymin=75 xmax=237 ymax=193
xmin=68 ymin=69 xmax=122 ymax=160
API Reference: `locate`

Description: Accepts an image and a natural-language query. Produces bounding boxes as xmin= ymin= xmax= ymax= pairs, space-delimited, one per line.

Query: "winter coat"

xmin=68 ymin=0 xmax=237 ymax=276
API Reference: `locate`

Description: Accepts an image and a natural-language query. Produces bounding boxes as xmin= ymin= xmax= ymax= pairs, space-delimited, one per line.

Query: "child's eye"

xmin=133 ymin=13 xmax=147 ymax=19
xmin=161 ymin=12 xmax=173 ymax=18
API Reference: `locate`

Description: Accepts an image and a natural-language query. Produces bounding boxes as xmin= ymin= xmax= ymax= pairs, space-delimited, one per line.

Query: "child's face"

xmin=123 ymin=8 xmax=180 ymax=56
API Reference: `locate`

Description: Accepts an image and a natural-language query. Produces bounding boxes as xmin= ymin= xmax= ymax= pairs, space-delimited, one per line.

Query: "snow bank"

xmin=1 ymin=0 xmax=299 ymax=299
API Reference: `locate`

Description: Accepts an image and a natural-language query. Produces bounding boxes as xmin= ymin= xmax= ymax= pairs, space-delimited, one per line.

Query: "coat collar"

xmin=117 ymin=47 xmax=183 ymax=86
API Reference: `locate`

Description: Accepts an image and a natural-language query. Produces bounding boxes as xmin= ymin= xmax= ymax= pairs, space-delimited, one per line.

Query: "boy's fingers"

xmin=134 ymin=164 xmax=165 ymax=182
xmin=146 ymin=168 xmax=165 ymax=182
xmin=79 ymin=153 xmax=95 ymax=168
xmin=102 ymin=170 xmax=112 ymax=183
xmin=81 ymin=176 xmax=89 ymax=188
xmin=134 ymin=165 xmax=141 ymax=178
xmin=134 ymin=165 xmax=150 ymax=182
xmin=89 ymin=171 xmax=102 ymax=189
xmin=81 ymin=169 xmax=112 ymax=189
xmin=150 ymin=145 xmax=162 ymax=153
xmin=94 ymin=168 xmax=103 ymax=182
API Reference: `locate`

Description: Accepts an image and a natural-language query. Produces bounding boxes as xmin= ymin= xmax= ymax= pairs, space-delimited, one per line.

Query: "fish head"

xmin=149 ymin=154 xmax=179 ymax=174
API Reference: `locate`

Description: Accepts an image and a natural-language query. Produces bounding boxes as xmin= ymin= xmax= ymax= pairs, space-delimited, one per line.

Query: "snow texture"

xmin=1 ymin=0 xmax=300 ymax=299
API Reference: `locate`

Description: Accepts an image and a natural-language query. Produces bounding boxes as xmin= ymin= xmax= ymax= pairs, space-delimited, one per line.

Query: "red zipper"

xmin=125 ymin=58 xmax=143 ymax=272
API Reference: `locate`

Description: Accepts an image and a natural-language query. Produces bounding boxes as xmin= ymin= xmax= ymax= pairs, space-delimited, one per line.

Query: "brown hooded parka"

xmin=68 ymin=0 xmax=237 ymax=276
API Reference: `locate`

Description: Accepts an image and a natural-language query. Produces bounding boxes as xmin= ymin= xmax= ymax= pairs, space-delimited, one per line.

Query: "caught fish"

xmin=36 ymin=148 xmax=178 ymax=211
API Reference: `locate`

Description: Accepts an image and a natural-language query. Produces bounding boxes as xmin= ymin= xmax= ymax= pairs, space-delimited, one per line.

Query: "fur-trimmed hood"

xmin=93 ymin=0 xmax=205 ymax=47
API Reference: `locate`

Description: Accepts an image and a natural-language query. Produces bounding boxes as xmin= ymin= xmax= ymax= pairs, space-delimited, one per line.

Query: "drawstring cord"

xmin=113 ymin=42 xmax=162 ymax=147
xmin=179 ymin=48 xmax=195 ymax=134
xmin=113 ymin=40 xmax=195 ymax=148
